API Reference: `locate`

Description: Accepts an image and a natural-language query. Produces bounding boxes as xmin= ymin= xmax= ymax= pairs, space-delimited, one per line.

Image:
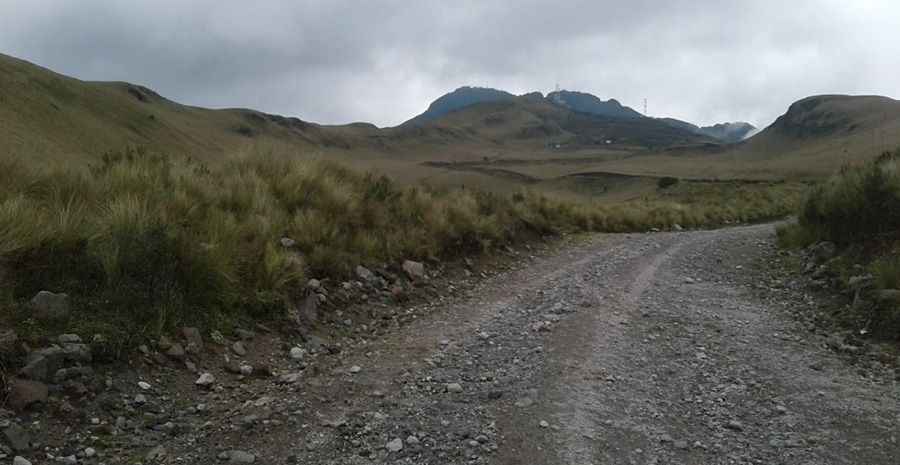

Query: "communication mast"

xmin=643 ymin=98 xmax=648 ymax=116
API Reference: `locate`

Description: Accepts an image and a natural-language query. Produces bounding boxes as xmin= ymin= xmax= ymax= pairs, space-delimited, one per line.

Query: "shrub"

xmin=799 ymin=152 xmax=900 ymax=244
xmin=657 ymin=176 xmax=679 ymax=189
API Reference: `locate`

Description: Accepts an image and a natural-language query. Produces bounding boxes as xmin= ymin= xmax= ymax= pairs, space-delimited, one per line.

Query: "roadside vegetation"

xmin=778 ymin=150 xmax=900 ymax=339
xmin=0 ymin=148 xmax=803 ymax=354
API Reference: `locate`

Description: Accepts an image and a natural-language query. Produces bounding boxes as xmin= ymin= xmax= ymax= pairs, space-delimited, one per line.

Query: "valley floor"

xmin=7 ymin=225 xmax=898 ymax=464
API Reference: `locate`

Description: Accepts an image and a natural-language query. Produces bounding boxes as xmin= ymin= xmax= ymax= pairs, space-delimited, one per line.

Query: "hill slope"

xmin=0 ymin=53 xmax=378 ymax=162
xmin=0 ymin=54 xmax=720 ymax=162
xmin=582 ymin=94 xmax=900 ymax=180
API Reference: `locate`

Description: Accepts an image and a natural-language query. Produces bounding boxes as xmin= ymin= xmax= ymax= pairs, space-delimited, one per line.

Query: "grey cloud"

xmin=1 ymin=0 xmax=898 ymax=127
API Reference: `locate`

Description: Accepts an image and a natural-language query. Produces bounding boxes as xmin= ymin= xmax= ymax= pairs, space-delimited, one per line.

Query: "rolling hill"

xmin=0 ymin=54 xmax=722 ymax=163
xmin=0 ymin=53 xmax=392 ymax=162
xmin=3 ymin=52 xmax=898 ymax=186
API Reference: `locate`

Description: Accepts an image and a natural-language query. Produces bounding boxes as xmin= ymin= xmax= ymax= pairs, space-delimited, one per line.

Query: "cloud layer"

xmin=2 ymin=0 xmax=899 ymax=127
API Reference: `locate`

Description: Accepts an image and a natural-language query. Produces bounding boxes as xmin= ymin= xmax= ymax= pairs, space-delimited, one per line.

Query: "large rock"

xmin=166 ymin=343 xmax=186 ymax=360
xmin=809 ymin=241 xmax=837 ymax=264
xmin=355 ymin=265 xmax=376 ymax=283
xmin=29 ymin=291 xmax=71 ymax=321
xmin=181 ymin=327 xmax=203 ymax=354
xmin=2 ymin=423 xmax=31 ymax=452
xmin=402 ymin=260 xmax=427 ymax=281
xmin=7 ymin=378 xmax=48 ymax=411
xmin=195 ymin=372 xmax=216 ymax=388
xmin=848 ymin=275 xmax=875 ymax=292
xmin=297 ymin=293 xmax=318 ymax=324
xmin=20 ymin=343 xmax=90 ymax=381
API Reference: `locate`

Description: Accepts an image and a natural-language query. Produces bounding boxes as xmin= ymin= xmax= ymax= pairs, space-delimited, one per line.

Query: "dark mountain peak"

xmin=546 ymin=90 xmax=643 ymax=119
xmin=700 ymin=121 xmax=756 ymax=143
xmin=404 ymin=86 xmax=516 ymax=125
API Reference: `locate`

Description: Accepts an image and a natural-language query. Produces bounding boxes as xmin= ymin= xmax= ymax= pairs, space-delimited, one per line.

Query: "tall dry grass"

xmin=0 ymin=148 xmax=801 ymax=350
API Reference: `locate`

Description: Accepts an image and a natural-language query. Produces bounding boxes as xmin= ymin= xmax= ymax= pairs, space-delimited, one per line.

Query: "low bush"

xmin=657 ymin=176 xmax=679 ymax=189
xmin=783 ymin=150 xmax=900 ymax=340
xmin=0 ymin=148 xmax=801 ymax=351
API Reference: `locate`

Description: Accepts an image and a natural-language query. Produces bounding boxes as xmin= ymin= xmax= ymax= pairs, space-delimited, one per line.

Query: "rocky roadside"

xmin=2 ymin=224 xmax=898 ymax=465
xmin=0 ymin=237 xmax=565 ymax=464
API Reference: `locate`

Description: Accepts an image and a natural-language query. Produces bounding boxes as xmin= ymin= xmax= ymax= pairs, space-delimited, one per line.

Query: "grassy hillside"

xmin=0 ymin=53 xmax=378 ymax=163
xmin=588 ymin=95 xmax=900 ymax=181
xmin=0 ymin=53 xmax=719 ymax=166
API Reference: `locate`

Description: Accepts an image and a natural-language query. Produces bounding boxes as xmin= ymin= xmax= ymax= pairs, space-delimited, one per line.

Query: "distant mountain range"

xmin=2 ymin=51 xmax=896 ymax=171
xmin=405 ymin=86 xmax=754 ymax=143
xmin=658 ymin=118 xmax=756 ymax=143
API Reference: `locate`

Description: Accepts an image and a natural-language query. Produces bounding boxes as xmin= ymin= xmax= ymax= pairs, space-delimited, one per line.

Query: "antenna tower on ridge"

xmin=643 ymin=98 xmax=648 ymax=115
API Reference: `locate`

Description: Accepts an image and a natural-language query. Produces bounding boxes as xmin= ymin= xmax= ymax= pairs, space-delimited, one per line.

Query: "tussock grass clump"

xmin=798 ymin=151 xmax=900 ymax=245
xmin=0 ymin=148 xmax=800 ymax=350
xmin=781 ymin=150 xmax=900 ymax=339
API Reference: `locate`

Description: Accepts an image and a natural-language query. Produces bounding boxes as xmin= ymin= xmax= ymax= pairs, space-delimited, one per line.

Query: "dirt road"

xmin=216 ymin=223 xmax=890 ymax=465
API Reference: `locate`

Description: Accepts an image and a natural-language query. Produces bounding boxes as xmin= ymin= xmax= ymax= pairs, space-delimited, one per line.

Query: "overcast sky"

xmin=2 ymin=0 xmax=899 ymax=128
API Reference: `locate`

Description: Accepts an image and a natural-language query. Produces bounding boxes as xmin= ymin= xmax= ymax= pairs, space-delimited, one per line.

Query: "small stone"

xmin=402 ymin=260 xmax=426 ymax=280
xmin=13 ymin=457 xmax=32 ymax=465
xmin=145 ymin=445 xmax=167 ymax=462
xmin=386 ymin=438 xmax=403 ymax=452
xmin=775 ymin=405 xmax=788 ymax=414
xmin=223 ymin=450 xmax=256 ymax=463
xmin=278 ymin=372 xmax=303 ymax=384
xmin=138 ymin=381 xmax=152 ymax=390
xmin=280 ymin=237 xmax=296 ymax=248
xmin=446 ymin=382 xmax=463 ymax=393
xmin=355 ymin=265 xmax=375 ymax=282
xmin=539 ymin=420 xmax=549 ymax=428
xmin=232 ymin=341 xmax=247 ymax=356
xmin=84 ymin=447 xmax=97 ymax=457
xmin=195 ymin=373 xmax=216 ymax=387
xmin=239 ymin=365 xmax=253 ymax=376
xmin=58 ymin=334 xmax=82 ymax=344
xmin=307 ymin=279 xmax=321 ymax=290
xmin=134 ymin=394 xmax=147 ymax=405
xmin=182 ymin=327 xmax=204 ymax=353
xmin=674 ymin=440 xmax=689 ymax=450
xmin=349 ymin=365 xmax=362 ymax=374
xmin=406 ymin=435 xmax=420 ymax=445
xmin=289 ymin=347 xmax=305 ymax=360
xmin=724 ymin=420 xmax=744 ymax=431
xmin=166 ymin=343 xmax=186 ymax=360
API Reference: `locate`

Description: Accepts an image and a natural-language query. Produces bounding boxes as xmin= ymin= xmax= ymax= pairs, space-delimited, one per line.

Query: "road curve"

xmin=201 ymin=224 xmax=899 ymax=464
